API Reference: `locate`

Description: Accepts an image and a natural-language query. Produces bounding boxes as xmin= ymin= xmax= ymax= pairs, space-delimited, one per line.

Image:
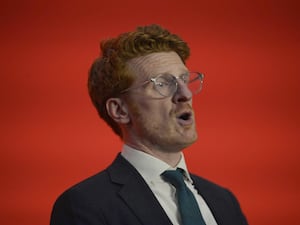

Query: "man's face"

xmin=123 ymin=51 xmax=198 ymax=152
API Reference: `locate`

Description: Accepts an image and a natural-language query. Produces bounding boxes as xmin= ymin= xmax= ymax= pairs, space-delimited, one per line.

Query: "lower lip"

xmin=177 ymin=117 xmax=194 ymax=126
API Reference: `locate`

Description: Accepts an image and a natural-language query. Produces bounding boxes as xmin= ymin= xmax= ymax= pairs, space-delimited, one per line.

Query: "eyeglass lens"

xmin=153 ymin=72 xmax=202 ymax=96
xmin=154 ymin=74 xmax=177 ymax=96
xmin=188 ymin=72 xmax=203 ymax=94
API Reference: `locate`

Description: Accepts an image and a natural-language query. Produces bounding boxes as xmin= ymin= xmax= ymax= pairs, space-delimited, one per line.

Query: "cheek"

xmin=153 ymin=104 xmax=176 ymax=124
xmin=128 ymin=96 xmax=174 ymax=120
xmin=151 ymin=102 xmax=172 ymax=115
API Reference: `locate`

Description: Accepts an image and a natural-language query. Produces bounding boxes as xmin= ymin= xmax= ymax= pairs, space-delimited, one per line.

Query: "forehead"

xmin=127 ymin=52 xmax=187 ymax=80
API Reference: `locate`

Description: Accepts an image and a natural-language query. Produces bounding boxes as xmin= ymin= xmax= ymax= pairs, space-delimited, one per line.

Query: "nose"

xmin=172 ymin=81 xmax=192 ymax=103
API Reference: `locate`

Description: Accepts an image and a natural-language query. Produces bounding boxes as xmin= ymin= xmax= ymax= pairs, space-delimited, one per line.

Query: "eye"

xmin=155 ymin=75 xmax=172 ymax=88
xmin=156 ymin=81 xmax=169 ymax=87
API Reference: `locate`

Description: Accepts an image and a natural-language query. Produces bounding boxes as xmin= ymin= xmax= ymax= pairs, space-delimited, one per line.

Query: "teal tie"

xmin=162 ymin=169 xmax=206 ymax=225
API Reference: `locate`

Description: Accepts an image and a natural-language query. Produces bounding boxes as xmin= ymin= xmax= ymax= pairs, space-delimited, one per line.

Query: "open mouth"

xmin=177 ymin=111 xmax=193 ymax=126
xmin=179 ymin=112 xmax=191 ymax=121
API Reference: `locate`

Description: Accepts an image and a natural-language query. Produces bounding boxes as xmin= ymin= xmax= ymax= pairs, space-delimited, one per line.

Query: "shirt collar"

xmin=121 ymin=144 xmax=193 ymax=183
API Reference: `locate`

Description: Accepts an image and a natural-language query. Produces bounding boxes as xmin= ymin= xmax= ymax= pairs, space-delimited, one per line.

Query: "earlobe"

xmin=106 ymin=98 xmax=130 ymax=124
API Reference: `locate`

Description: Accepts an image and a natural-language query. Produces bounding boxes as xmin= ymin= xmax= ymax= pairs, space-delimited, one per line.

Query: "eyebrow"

xmin=151 ymin=70 xmax=189 ymax=78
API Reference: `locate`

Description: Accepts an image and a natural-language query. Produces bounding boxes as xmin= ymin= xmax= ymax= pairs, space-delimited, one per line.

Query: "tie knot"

xmin=161 ymin=168 xmax=186 ymax=188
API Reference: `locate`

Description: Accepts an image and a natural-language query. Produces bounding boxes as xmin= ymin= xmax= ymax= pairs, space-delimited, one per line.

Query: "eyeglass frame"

xmin=120 ymin=71 xmax=204 ymax=97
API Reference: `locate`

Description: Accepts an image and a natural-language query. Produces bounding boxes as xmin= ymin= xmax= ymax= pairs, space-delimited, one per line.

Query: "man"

xmin=50 ymin=24 xmax=248 ymax=225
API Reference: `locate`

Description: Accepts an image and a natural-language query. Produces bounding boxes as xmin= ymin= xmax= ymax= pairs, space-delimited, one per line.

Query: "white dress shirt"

xmin=121 ymin=145 xmax=218 ymax=225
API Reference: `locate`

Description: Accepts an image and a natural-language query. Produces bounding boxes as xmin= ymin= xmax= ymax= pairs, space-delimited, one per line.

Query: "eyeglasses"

xmin=121 ymin=72 xmax=204 ymax=97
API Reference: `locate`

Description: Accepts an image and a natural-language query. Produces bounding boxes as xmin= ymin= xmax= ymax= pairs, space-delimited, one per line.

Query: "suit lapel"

xmin=107 ymin=154 xmax=173 ymax=225
xmin=191 ymin=174 xmax=231 ymax=225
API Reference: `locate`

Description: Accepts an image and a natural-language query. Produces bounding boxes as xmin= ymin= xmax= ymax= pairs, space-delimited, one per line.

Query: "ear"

xmin=106 ymin=98 xmax=130 ymax=124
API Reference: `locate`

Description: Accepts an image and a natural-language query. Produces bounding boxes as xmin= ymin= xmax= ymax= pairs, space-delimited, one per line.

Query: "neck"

xmin=124 ymin=141 xmax=182 ymax=167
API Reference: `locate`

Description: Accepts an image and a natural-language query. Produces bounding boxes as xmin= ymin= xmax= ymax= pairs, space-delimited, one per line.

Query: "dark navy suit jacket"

xmin=50 ymin=154 xmax=248 ymax=225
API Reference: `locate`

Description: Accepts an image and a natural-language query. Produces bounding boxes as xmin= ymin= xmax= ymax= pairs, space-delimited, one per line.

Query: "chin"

xmin=183 ymin=129 xmax=198 ymax=141
xmin=178 ymin=135 xmax=198 ymax=149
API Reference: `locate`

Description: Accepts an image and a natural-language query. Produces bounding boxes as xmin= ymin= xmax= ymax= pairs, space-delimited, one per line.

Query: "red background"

xmin=1 ymin=0 xmax=299 ymax=224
